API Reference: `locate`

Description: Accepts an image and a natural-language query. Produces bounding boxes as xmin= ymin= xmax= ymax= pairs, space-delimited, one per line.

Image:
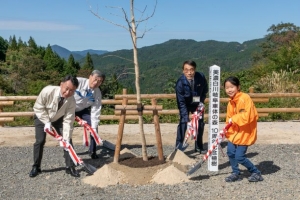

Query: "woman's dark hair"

xmin=182 ymin=60 xmax=197 ymax=69
xmin=61 ymin=75 xmax=79 ymax=88
xmin=223 ymin=76 xmax=240 ymax=88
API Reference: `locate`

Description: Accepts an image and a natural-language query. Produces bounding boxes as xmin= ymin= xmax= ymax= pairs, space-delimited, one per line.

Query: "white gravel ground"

xmin=0 ymin=122 xmax=299 ymax=199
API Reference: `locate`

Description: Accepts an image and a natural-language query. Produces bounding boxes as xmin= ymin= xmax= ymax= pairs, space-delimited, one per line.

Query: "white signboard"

xmin=208 ymin=65 xmax=220 ymax=171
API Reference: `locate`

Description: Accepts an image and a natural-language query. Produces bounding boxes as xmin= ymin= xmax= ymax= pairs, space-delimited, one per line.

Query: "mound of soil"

xmin=82 ymin=148 xmax=194 ymax=187
xmin=151 ymin=165 xmax=191 ymax=185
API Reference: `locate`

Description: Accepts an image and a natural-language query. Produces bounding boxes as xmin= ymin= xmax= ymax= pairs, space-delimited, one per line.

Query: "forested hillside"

xmin=86 ymin=38 xmax=264 ymax=93
xmin=0 ymin=22 xmax=299 ymax=96
xmin=0 ymin=22 xmax=300 ymax=124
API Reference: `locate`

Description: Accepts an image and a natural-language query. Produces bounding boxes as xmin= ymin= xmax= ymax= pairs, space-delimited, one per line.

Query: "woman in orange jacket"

xmin=224 ymin=76 xmax=263 ymax=182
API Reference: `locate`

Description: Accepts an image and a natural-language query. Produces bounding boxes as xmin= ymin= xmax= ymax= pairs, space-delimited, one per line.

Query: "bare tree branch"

xmin=96 ymin=55 xmax=135 ymax=81
xmin=100 ymin=55 xmax=133 ymax=63
xmin=135 ymin=0 xmax=157 ymax=24
xmin=89 ymin=5 xmax=129 ymax=31
xmin=137 ymin=24 xmax=158 ymax=39
xmin=88 ymin=0 xmax=158 ymax=41
xmin=106 ymin=5 xmax=133 ymax=26
xmin=120 ymin=7 xmax=132 ymax=26
xmin=116 ymin=70 xmax=135 ymax=81
xmin=135 ymin=0 xmax=158 ymax=39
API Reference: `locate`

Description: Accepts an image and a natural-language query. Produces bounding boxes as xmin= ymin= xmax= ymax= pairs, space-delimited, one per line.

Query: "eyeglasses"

xmin=183 ymin=68 xmax=195 ymax=73
xmin=92 ymin=77 xmax=103 ymax=84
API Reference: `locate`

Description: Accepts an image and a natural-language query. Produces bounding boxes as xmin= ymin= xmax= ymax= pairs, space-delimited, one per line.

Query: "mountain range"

xmin=51 ymin=44 xmax=109 ymax=60
xmin=51 ymin=38 xmax=265 ymax=93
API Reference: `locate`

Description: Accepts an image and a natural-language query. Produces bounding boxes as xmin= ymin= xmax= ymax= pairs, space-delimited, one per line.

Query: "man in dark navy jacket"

xmin=175 ymin=60 xmax=208 ymax=154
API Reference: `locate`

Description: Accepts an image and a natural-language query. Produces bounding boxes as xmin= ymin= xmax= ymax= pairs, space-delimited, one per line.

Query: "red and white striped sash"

xmin=185 ymin=103 xmax=205 ymax=142
xmin=45 ymin=128 xmax=83 ymax=166
xmin=202 ymin=123 xmax=232 ymax=161
xmin=75 ymin=116 xmax=103 ymax=147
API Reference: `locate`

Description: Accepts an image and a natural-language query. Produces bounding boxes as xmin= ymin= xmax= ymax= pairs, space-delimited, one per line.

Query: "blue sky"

xmin=1 ymin=0 xmax=299 ymax=51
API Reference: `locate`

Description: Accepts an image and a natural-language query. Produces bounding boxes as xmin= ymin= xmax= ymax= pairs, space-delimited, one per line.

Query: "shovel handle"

xmin=224 ymin=122 xmax=232 ymax=131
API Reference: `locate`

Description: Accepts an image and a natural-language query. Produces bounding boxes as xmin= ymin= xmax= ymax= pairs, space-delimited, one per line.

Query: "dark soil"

xmin=119 ymin=156 xmax=166 ymax=168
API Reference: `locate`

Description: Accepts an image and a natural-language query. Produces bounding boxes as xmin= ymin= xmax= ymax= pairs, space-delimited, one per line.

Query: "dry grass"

xmin=256 ymin=67 xmax=299 ymax=93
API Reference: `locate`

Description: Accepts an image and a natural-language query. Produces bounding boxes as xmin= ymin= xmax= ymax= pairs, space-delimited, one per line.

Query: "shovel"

xmin=169 ymin=103 xmax=205 ymax=160
xmin=66 ymin=142 xmax=97 ymax=175
xmin=46 ymin=127 xmax=97 ymax=175
xmin=168 ymin=141 xmax=191 ymax=161
xmin=102 ymin=140 xmax=116 ymax=151
xmin=168 ymin=135 xmax=191 ymax=161
xmin=186 ymin=123 xmax=232 ymax=176
xmin=75 ymin=116 xmax=115 ymax=151
xmin=81 ymin=162 xmax=97 ymax=175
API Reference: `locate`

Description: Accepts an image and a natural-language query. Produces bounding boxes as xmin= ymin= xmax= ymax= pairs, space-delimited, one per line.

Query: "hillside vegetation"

xmin=87 ymin=38 xmax=264 ymax=93
xmin=0 ymin=22 xmax=300 ymax=125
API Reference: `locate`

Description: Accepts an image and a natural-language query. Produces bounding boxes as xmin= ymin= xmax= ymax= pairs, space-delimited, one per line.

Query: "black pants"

xmin=176 ymin=116 xmax=205 ymax=150
xmin=75 ymin=108 xmax=97 ymax=153
xmin=32 ymin=115 xmax=74 ymax=168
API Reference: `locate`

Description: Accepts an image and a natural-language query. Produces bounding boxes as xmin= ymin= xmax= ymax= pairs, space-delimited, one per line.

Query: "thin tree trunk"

xmin=130 ymin=0 xmax=148 ymax=161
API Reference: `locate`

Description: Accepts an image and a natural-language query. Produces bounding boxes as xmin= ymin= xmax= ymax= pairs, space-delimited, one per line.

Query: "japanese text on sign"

xmin=208 ymin=65 xmax=220 ymax=171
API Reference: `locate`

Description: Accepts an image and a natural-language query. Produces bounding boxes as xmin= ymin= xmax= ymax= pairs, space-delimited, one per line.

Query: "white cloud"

xmin=0 ymin=20 xmax=81 ymax=31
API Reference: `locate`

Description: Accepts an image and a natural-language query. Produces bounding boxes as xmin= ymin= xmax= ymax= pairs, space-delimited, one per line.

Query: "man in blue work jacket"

xmin=175 ymin=60 xmax=208 ymax=154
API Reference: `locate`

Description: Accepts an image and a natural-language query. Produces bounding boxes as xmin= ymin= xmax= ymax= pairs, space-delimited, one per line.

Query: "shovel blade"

xmin=82 ymin=163 xmax=97 ymax=175
xmin=177 ymin=142 xmax=189 ymax=152
xmin=186 ymin=161 xmax=203 ymax=176
xmin=102 ymin=140 xmax=116 ymax=151
xmin=168 ymin=149 xmax=178 ymax=161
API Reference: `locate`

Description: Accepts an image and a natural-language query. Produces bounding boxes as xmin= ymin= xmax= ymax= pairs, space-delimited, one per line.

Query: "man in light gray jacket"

xmin=29 ymin=75 xmax=79 ymax=178
xmin=74 ymin=70 xmax=105 ymax=159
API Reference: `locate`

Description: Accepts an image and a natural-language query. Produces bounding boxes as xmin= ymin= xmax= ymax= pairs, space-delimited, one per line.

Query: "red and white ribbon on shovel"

xmin=45 ymin=127 xmax=83 ymax=166
xmin=203 ymin=122 xmax=232 ymax=161
xmin=182 ymin=103 xmax=205 ymax=148
xmin=187 ymin=122 xmax=232 ymax=175
xmin=75 ymin=116 xmax=103 ymax=146
xmin=46 ymin=127 xmax=97 ymax=175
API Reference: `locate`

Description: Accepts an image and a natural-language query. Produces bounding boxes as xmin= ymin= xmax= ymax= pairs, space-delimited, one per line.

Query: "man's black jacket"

xmin=175 ymin=71 xmax=208 ymax=123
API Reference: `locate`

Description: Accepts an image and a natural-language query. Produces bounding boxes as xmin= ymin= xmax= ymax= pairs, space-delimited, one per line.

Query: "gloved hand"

xmin=44 ymin=122 xmax=52 ymax=132
xmin=88 ymin=96 xmax=95 ymax=102
xmin=86 ymin=91 xmax=95 ymax=102
xmin=229 ymin=118 xmax=232 ymax=124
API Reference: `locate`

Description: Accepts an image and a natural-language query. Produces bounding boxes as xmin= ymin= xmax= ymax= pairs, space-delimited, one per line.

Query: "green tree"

xmin=101 ymin=74 xmax=125 ymax=99
xmin=1 ymin=45 xmax=37 ymax=94
xmin=0 ymin=36 xmax=8 ymax=61
xmin=17 ymin=37 xmax=27 ymax=49
xmin=9 ymin=35 xmax=18 ymax=51
xmin=163 ymin=78 xmax=176 ymax=94
xmin=28 ymin=36 xmax=38 ymax=50
xmin=270 ymin=34 xmax=300 ymax=72
xmin=0 ymin=73 xmax=13 ymax=93
xmin=43 ymin=45 xmax=65 ymax=73
xmin=251 ymin=22 xmax=300 ymax=82
xmin=256 ymin=22 xmax=300 ymax=63
xmin=65 ymin=54 xmax=80 ymax=76
xmin=82 ymin=52 xmax=94 ymax=70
